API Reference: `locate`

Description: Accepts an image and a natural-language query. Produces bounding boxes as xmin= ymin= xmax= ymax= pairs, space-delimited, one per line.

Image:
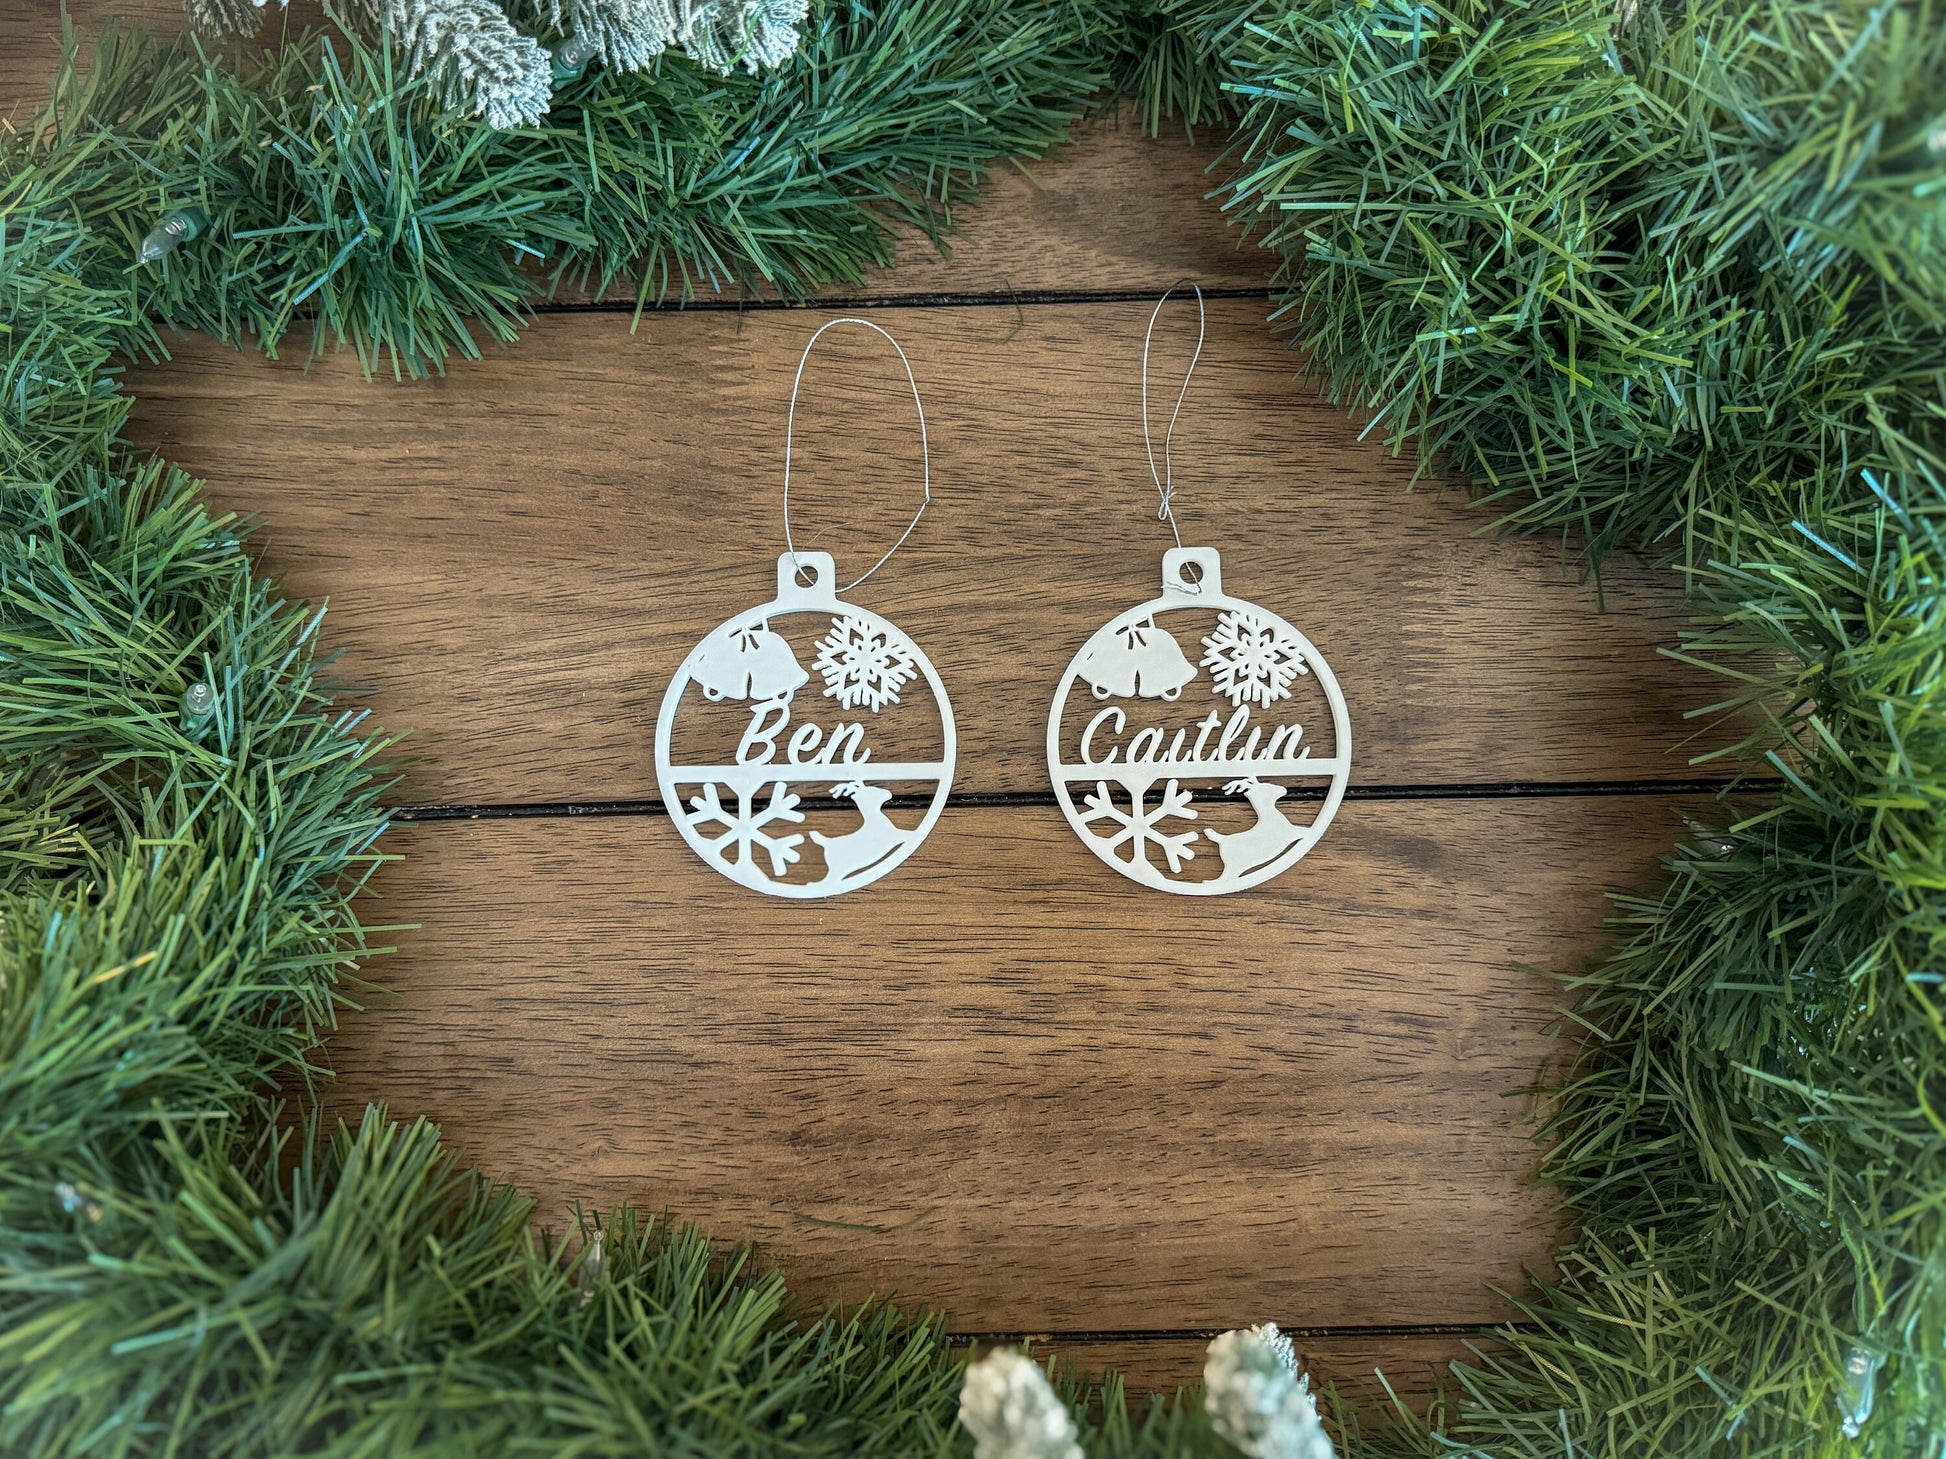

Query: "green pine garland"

xmin=1160 ymin=3 xmax=1946 ymax=1451
xmin=2 ymin=0 xmax=1942 ymax=1455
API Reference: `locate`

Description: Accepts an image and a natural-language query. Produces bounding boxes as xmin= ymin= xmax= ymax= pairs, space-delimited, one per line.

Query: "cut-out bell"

xmin=690 ymin=619 xmax=810 ymax=702
xmin=1078 ymin=616 xmax=1197 ymax=699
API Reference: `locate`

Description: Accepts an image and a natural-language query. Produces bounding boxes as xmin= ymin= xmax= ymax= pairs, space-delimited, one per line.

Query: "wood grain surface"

xmin=11 ymin=0 xmax=1727 ymax=1399
xmin=326 ymin=796 xmax=1688 ymax=1329
xmin=126 ymin=299 xmax=1715 ymax=806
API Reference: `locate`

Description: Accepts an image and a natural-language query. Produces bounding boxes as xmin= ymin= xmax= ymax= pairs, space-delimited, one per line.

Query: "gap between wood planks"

xmin=528 ymin=286 xmax=1279 ymax=315
xmin=393 ymin=777 xmax=1772 ymax=821
xmin=956 ymin=1323 xmax=1527 ymax=1339
xmin=947 ymin=1322 xmax=1528 ymax=1392
xmin=953 ymin=1329 xmax=1508 ymax=1403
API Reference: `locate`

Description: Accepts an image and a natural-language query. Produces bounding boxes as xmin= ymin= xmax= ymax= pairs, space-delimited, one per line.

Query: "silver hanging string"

xmin=783 ymin=316 xmax=932 ymax=593
xmin=1142 ymin=280 xmax=1206 ymax=554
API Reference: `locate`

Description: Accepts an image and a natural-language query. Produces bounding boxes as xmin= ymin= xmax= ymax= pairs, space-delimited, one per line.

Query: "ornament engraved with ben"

xmin=653 ymin=319 xmax=956 ymax=899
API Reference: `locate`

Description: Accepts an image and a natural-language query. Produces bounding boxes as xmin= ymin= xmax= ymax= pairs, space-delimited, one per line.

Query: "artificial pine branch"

xmin=518 ymin=0 xmax=811 ymax=77
xmin=185 ymin=0 xmax=275 ymax=37
xmin=1194 ymin=0 xmax=1946 ymax=568
xmin=678 ymin=0 xmax=811 ymax=71
xmin=530 ymin=0 xmax=683 ymax=69
xmin=1108 ymin=1 xmax=1236 ymax=140
xmin=344 ymin=0 xmax=553 ymax=126
xmin=6 ymin=4 xmax=1107 ymax=379
xmin=184 ymin=0 xmax=816 ymax=126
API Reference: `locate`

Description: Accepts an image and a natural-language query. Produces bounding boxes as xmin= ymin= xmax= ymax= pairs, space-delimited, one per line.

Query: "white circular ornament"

xmin=656 ymin=551 xmax=955 ymax=898
xmin=1046 ymin=547 xmax=1351 ymax=895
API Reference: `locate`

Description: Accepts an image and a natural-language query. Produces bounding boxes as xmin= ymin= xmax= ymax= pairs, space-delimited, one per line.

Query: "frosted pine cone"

xmin=958 ymin=1350 xmax=1083 ymax=1459
xmin=1204 ymin=1324 xmax=1334 ymax=1459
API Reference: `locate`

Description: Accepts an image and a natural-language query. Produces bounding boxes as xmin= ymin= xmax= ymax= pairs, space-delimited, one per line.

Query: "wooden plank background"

xmin=121 ymin=302 xmax=1719 ymax=805
xmin=4 ymin=3 xmax=1736 ymax=1402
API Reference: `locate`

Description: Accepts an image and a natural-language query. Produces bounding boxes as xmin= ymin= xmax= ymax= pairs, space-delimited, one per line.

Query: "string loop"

xmin=1142 ymin=280 xmax=1206 ymax=554
xmin=783 ymin=317 xmax=931 ymax=593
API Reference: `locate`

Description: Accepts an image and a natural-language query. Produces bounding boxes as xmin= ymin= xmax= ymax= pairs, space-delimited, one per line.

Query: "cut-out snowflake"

xmin=1201 ymin=609 xmax=1309 ymax=708
xmin=1080 ymin=778 xmax=1199 ymax=873
xmin=685 ymin=781 xmax=805 ymax=876
xmin=813 ymin=614 xmax=918 ymax=712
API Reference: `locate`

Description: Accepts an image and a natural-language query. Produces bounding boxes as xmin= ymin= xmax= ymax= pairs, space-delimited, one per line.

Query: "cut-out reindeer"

xmin=1204 ymin=777 xmax=1311 ymax=879
xmin=811 ymin=781 xmax=908 ymax=885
